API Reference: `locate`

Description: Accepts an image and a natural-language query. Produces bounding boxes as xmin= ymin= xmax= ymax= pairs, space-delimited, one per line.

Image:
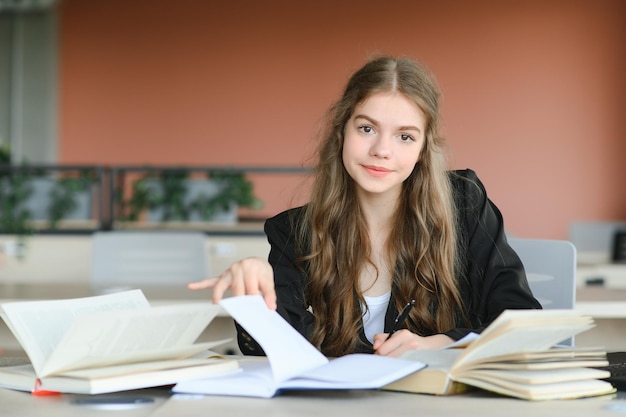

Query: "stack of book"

xmin=0 ymin=290 xmax=238 ymax=394
xmin=384 ymin=309 xmax=615 ymax=400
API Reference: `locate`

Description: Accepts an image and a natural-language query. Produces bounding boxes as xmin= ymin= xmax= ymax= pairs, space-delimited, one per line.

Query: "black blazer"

xmin=236 ymin=169 xmax=541 ymax=355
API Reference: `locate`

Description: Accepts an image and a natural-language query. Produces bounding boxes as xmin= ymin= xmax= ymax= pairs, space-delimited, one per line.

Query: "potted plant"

xmin=117 ymin=168 xmax=262 ymax=225
xmin=45 ymin=172 xmax=98 ymax=229
xmin=0 ymin=144 xmax=99 ymax=256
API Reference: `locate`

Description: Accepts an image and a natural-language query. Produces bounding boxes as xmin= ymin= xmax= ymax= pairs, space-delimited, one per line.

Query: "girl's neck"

xmin=358 ymin=194 xmax=397 ymax=297
xmin=358 ymin=194 xmax=398 ymax=234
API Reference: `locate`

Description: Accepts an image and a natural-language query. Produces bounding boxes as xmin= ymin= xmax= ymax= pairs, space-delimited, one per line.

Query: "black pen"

xmin=386 ymin=299 xmax=416 ymax=340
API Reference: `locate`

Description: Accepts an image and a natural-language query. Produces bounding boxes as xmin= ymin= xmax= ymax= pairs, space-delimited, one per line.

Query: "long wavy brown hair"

xmin=296 ymin=56 xmax=464 ymax=356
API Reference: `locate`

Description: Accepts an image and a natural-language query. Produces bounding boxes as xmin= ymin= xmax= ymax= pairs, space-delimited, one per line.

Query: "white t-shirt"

xmin=362 ymin=292 xmax=391 ymax=344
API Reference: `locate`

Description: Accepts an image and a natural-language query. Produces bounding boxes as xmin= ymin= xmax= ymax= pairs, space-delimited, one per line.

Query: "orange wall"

xmin=57 ymin=0 xmax=626 ymax=239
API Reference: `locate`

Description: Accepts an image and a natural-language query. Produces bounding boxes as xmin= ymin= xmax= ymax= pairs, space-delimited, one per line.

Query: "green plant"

xmin=0 ymin=144 xmax=97 ymax=241
xmin=0 ymin=170 xmax=35 ymax=239
xmin=189 ymin=170 xmax=262 ymax=220
xmin=119 ymin=169 xmax=262 ymax=223
xmin=0 ymin=144 xmax=34 ymax=254
xmin=119 ymin=170 xmax=190 ymax=222
xmin=158 ymin=170 xmax=191 ymax=221
xmin=47 ymin=171 xmax=96 ymax=229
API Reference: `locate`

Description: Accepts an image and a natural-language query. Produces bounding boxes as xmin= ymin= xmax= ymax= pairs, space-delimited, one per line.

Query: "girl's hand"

xmin=187 ymin=257 xmax=277 ymax=310
xmin=372 ymin=331 xmax=454 ymax=357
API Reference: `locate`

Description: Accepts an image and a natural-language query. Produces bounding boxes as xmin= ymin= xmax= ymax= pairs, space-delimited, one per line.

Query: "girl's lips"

xmin=363 ymin=165 xmax=392 ymax=178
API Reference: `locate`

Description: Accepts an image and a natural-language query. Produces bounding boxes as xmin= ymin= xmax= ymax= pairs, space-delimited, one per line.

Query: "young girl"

xmin=189 ymin=56 xmax=541 ymax=358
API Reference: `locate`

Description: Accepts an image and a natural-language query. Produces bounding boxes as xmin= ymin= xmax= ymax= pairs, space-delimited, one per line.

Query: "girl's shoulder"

xmin=264 ymin=205 xmax=307 ymax=234
xmin=448 ymin=168 xmax=488 ymax=207
xmin=448 ymin=168 xmax=480 ymax=185
xmin=266 ymin=205 xmax=306 ymax=224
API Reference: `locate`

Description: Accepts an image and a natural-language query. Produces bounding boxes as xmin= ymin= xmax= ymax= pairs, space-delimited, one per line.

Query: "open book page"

xmin=281 ymin=354 xmax=426 ymax=390
xmin=445 ymin=332 xmax=478 ymax=349
xmin=1 ymin=290 xmax=149 ymax=376
xmin=173 ymin=352 xmax=427 ymax=397
xmin=453 ymin=310 xmax=595 ymax=371
xmin=220 ymin=295 xmax=328 ymax=382
xmin=40 ymin=303 xmax=222 ymax=377
xmin=470 ymin=309 xmax=592 ymax=348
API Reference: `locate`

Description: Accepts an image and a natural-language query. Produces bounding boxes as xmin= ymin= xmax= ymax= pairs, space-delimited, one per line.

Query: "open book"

xmin=173 ymin=295 xmax=426 ymax=398
xmin=0 ymin=290 xmax=238 ymax=394
xmin=383 ymin=309 xmax=616 ymax=400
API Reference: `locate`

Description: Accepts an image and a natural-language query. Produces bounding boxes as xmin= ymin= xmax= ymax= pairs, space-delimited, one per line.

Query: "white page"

xmin=280 ymin=354 xmax=425 ymax=390
xmin=444 ymin=332 xmax=478 ymax=349
xmin=174 ymin=355 xmax=426 ymax=398
xmin=220 ymin=296 xmax=328 ymax=382
xmin=41 ymin=303 xmax=221 ymax=377
xmin=174 ymin=359 xmax=278 ymax=398
xmin=456 ymin=323 xmax=594 ymax=368
xmin=400 ymin=348 xmax=462 ymax=369
xmin=1 ymin=290 xmax=149 ymax=375
xmin=175 ymin=296 xmax=427 ymax=398
xmin=451 ymin=309 xmax=594 ymax=369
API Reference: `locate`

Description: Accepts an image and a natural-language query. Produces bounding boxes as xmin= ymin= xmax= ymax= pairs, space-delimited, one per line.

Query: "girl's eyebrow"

xmin=353 ymin=114 xmax=422 ymax=134
xmin=353 ymin=114 xmax=378 ymax=125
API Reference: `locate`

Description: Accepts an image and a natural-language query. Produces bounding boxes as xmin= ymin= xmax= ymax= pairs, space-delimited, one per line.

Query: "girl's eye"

xmin=400 ymin=134 xmax=415 ymax=142
xmin=358 ymin=125 xmax=374 ymax=134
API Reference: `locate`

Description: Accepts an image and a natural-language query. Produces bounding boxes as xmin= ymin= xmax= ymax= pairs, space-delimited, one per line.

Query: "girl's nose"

xmin=370 ymin=135 xmax=391 ymax=158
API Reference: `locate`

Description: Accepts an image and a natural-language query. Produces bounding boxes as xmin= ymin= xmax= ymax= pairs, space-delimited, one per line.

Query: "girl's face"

xmin=342 ymin=91 xmax=426 ymax=203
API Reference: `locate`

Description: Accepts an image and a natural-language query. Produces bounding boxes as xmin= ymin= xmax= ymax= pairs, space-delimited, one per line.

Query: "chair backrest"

xmin=90 ymin=231 xmax=208 ymax=291
xmin=507 ymin=237 xmax=577 ymax=346
xmin=569 ymin=221 xmax=626 ymax=263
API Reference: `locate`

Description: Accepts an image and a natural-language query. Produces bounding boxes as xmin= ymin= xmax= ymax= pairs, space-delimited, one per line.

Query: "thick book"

xmin=0 ymin=290 xmax=238 ymax=394
xmin=383 ymin=309 xmax=616 ymax=400
xmin=172 ymin=295 xmax=426 ymax=398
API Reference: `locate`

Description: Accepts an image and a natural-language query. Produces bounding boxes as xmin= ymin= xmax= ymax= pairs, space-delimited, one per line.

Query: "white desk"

xmin=0 ymin=386 xmax=625 ymax=417
xmin=577 ymin=263 xmax=626 ymax=288
xmin=154 ymin=390 xmax=626 ymax=417
xmin=575 ymin=287 xmax=626 ymax=351
xmin=0 ymin=386 xmax=170 ymax=417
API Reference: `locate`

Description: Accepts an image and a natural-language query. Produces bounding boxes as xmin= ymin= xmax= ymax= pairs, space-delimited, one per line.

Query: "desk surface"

xmin=1 ymin=386 xmax=625 ymax=417
xmin=575 ymin=287 xmax=626 ymax=319
xmin=155 ymin=390 xmax=626 ymax=417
